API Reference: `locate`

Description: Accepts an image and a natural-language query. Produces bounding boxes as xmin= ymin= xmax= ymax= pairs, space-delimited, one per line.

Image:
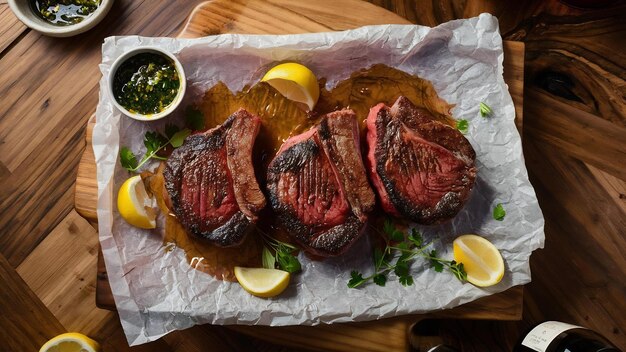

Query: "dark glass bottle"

xmin=426 ymin=345 xmax=459 ymax=352
xmin=514 ymin=321 xmax=621 ymax=352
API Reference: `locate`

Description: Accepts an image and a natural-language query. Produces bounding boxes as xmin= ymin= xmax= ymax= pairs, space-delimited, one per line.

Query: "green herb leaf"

xmin=397 ymin=242 xmax=409 ymax=251
xmin=432 ymin=261 xmax=444 ymax=273
xmin=399 ymin=275 xmax=414 ymax=286
xmin=144 ymin=131 xmax=167 ymax=154
xmin=429 ymin=250 xmax=444 ymax=272
xmin=277 ymin=251 xmax=301 ymax=273
xmin=493 ymin=203 xmax=506 ymax=221
xmin=185 ymin=106 xmax=205 ymax=130
xmin=169 ymin=128 xmax=191 ymax=148
xmin=383 ymin=218 xmax=405 ymax=242
xmin=480 ymin=102 xmax=493 ymax=117
xmin=349 ymin=220 xmax=469 ymax=289
xmin=394 ymin=260 xmax=410 ymax=278
xmin=277 ymin=241 xmax=297 ymax=251
xmin=456 ymin=119 xmax=469 ymax=134
xmin=348 ymin=271 xmax=366 ymax=288
xmin=261 ymin=246 xmax=275 ymax=269
xmin=408 ymin=229 xmax=423 ymax=248
xmin=373 ymin=273 xmax=387 ymax=286
xmin=119 ymin=147 xmax=139 ymax=171
xmin=260 ymin=234 xmax=302 ymax=273
xmin=390 ymin=229 xmax=404 ymax=242
xmin=454 ymin=262 xmax=468 ymax=282
xmin=397 ymin=242 xmax=411 ymax=262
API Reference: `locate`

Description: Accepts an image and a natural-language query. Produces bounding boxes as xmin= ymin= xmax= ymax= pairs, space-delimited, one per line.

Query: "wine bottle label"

xmin=521 ymin=321 xmax=584 ymax=351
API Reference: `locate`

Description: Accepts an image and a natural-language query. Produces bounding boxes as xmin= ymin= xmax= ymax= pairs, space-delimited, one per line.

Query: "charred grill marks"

xmin=267 ymin=109 xmax=375 ymax=257
xmin=163 ymin=109 xmax=266 ymax=247
xmin=367 ymin=96 xmax=476 ymax=224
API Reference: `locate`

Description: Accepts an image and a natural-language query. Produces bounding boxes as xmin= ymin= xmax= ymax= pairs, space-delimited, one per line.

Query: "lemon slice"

xmin=261 ymin=62 xmax=320 ymax=110
xmin=234 ymin=267 xmax=290 ymax=298
xmin=453 ymin=234 xmax=504 ymax=287
xmin=39 ymin=332 xmax=100 ymax=352
xmin=117 ymin=175 xmax=156 ymax=229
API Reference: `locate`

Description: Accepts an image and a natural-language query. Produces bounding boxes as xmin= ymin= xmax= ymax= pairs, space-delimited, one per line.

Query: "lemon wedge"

xmin=453 ymin=234 xmax=504 ymax=287
xmin=261 ymin=62 xmax=319 ymax=110
xmin=117 ymin=175 xmax=156 ymax=229
xmin=39 ymin=332 xmax=100 ymax=352
xmin=234 ymin=267 xmax=290 ymax=298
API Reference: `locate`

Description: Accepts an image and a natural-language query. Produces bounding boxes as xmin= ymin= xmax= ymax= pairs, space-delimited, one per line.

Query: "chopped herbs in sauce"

xmin=113 ymin=53 xmax=180 ymax=116
xmin=31 ymin=0 xmax=100 ymax=26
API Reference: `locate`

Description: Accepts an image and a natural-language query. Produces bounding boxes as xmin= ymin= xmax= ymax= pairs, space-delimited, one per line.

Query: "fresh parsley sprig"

xmin=260 ymin=234 xmax=302 ymax=274
xmin=119 ymin=106 xmax=206 ymax=173
xmin=389 ymin=246 xmax=467 ymax=282
xmin=120 ymin=124 xmax=190 ymax=172
xmin=348 ymin=220 xmax=467 ymax=288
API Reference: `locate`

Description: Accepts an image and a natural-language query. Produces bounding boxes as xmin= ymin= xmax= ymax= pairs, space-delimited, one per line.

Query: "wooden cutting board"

xmin=74 ymin=0 xmax=525 ymax=350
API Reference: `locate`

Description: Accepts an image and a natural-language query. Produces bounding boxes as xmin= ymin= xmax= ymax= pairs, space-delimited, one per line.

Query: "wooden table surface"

xmin=0 ymin=0 xmax=624 ymax=351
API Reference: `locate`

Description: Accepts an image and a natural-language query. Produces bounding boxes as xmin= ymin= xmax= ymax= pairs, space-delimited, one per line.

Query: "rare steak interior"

xmin=163 ymin=109 xmax=266 ymax=247
xmin=366 ymin=96 xmax=477 ymax=224
xmin=164 ymin=96 xmax=476 ymax=250
xmin=267 ymin=109 xmax=375 ymax=257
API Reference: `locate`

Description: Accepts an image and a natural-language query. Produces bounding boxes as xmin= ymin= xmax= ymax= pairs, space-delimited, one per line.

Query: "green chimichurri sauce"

xmin=30 ymin=0 xmax=100 ymax=26
xmin=112 ymin=53 xmax=181 ymax=116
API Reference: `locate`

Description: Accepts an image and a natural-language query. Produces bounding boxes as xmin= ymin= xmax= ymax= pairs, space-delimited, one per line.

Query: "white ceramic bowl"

xmin=8 ymin=0 xmax=113 ymax=37
xmin=108 ymin=47 xmax=187 ymax=122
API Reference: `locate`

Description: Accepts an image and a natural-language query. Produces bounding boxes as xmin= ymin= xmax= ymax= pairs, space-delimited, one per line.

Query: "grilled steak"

xmin=267 ymin=110 xmax=375 ymax=257
xmin=164 ymin=109 xmax=266 ymax=247
xmin=366 ymin=96 xmax=476 ymax=224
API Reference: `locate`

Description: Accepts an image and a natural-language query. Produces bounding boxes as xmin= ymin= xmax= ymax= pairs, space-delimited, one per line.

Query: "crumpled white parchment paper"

xmin=93 ymin=14 xmax=545 ymax=346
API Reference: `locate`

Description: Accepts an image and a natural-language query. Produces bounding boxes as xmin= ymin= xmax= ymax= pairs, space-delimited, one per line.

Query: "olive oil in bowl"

xmin=109 ymin=47 xmax=187 ymax=121
xmin=30 ymin=0 xmax=100 ymax=26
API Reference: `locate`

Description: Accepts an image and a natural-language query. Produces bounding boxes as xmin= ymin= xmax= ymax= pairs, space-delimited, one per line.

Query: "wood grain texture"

xmin=510 ymin=6 xmax=626 ymax=128
xmin=524 ymin=88 xmax=626 ymax=180
xmin=0 ymin=0 xmax=202 ymax=267
xmin=520 ymin=137 xmax=626 ymax=349
xmin=0 ymin=3 xmax=26 ymax=55
xmin=75 ymin=120 xmax=98 ymax=221
xmin=179 ymin=0 xmax=411 ymax=37
xmin=233 ymin=319 xmax=412 ymax=352
xmin=0 ymin=252 xmax=66 ymax=351
xmin=16 ymin=210 xmax=111 ymax=336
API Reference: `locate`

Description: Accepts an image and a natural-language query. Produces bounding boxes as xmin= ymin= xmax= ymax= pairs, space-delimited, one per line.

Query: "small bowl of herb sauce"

xmin=8 ymin=0 xmax=112 ymax=37
xmin=109 ymin=47 xmax=187 ymax=122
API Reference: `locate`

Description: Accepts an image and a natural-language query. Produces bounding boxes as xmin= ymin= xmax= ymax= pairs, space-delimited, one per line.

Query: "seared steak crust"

xmin=267 ymin=109 xmax=375 ymax=257
xmin=367 ymin=96 xmax=476 ymax=224
xmin=164 ymin=109 xmax=266 ymax=246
